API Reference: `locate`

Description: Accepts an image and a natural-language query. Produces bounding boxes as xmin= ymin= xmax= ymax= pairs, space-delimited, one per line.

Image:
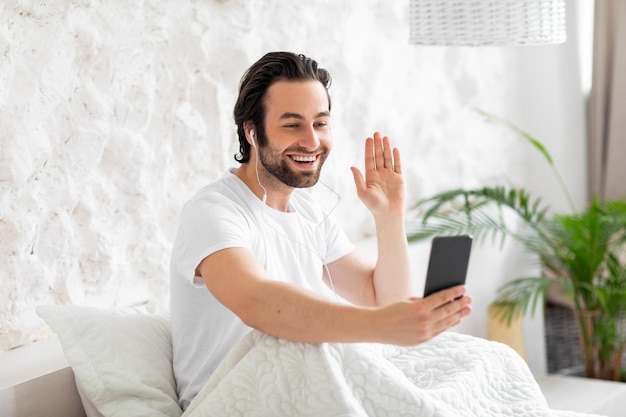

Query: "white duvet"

xmin=182 ymin=331 xmax=604 ymax=417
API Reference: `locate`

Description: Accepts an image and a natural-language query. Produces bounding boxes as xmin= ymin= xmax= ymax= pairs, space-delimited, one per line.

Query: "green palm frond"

xmin=406 ymin=204 xmax=508 ymax=244
xmin=407 ymin=186 xmax=550 ymax=247
xmin=489 ymin=276 xmax=554 ymax=325
xmin=476 ymin=109 xmax=554 ymax=165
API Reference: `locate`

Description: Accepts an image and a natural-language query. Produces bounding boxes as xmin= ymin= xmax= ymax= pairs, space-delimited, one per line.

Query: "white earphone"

xmin=250 ymin=129 xmax=256 ymax=148
xmin=250 ymin=128 xmax=266 ymax=203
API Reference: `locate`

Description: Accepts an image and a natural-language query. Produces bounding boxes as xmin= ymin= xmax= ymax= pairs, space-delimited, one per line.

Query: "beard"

xmin=258 ymin=143 xmax=329 ymax=188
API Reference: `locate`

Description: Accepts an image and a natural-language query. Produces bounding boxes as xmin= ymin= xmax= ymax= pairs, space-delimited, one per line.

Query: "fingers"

xmin=424 ymin=285 xmax=468 ymax=308
xmin=373 ymin=133 xmax=386 ymax=170
xmin=423 ymin=285 xmax=472 ymax=333
xmin=436 ymin=295 xmax=473 ymax=323
xmin=365 ymin=132 xmax=401 ymax=173
xmin=350 ymin=166 xmax=365 ymax=195
xmin=392 ymin=146 xmax=402 ymax=174
xmin=394 ymin=292 xmax=471 ymax=345
xmin=379 ymin=290 xmax=472 ymax=346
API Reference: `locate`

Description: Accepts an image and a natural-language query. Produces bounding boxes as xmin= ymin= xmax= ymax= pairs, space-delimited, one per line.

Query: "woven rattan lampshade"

xmin=409 ymin=0 xmax=567 ymax=46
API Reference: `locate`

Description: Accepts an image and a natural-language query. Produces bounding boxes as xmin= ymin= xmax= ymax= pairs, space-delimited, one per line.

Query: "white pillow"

xmin=36 ymin=305 xmax=182 ymax=417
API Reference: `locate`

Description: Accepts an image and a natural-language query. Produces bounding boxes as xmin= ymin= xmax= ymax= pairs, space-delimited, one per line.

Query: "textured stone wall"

xmin=0 ymin=0 xmax=525 ymax=351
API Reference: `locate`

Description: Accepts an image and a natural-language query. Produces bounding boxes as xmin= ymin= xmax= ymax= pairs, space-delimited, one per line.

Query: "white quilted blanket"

xmin=182 ymin=331 xmax=603 ymax=417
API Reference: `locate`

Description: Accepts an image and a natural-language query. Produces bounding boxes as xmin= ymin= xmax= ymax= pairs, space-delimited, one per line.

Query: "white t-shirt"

xmin=170 ymin=170 xmax=354 ymax=410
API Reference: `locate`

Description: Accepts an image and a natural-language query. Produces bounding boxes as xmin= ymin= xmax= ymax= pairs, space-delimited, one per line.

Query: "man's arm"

xmin=199 ymin=246 xmax=470 ymax=346
xmin=332 ymin=132 xmax=412 ymax=306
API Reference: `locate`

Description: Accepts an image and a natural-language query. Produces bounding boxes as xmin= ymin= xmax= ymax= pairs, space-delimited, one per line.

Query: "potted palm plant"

xmin=406 ymin=111 xmax=626 ymax=381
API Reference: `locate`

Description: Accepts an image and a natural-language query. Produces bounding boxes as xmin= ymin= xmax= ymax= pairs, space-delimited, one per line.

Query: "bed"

xmin=2 ymin=305 xmax=610 ymax=417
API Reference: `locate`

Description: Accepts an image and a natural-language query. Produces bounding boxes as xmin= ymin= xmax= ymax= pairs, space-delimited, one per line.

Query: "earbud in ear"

xmin=250 ymin=130 xmax=256 ymax=148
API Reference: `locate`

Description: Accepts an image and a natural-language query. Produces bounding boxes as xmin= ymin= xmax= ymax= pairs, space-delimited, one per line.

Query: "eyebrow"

xmin=279 ymin=111 xmax=330 ymax=120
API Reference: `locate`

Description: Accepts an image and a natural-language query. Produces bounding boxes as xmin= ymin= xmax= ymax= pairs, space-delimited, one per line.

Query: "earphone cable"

xmin=253 ymin=151 xmax=341 ymax=302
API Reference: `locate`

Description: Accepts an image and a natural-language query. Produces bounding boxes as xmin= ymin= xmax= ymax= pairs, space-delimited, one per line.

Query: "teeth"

xmin=292 ymin=155 xmax=316 ymax=162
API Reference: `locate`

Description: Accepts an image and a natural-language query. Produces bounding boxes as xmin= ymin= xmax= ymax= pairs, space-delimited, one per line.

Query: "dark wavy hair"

xmin=233 ymin=52 xmax=332 ymax=163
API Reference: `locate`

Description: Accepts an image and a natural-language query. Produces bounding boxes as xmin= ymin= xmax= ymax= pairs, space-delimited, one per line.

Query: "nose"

xmin=299 ymin=126 xmax=320 ymax=150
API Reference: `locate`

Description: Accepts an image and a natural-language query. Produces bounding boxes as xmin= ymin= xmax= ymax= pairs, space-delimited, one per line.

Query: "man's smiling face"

xmin=257 ymin=80 xmax=332 ymax=188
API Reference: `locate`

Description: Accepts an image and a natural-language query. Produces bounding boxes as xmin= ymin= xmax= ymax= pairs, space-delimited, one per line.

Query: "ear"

xmin=243 ymin=122 xmax=256 ymax=148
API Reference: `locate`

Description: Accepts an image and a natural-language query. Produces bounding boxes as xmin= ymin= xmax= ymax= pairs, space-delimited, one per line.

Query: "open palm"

xmin=351 ymin=132 xmax=406 ymax=218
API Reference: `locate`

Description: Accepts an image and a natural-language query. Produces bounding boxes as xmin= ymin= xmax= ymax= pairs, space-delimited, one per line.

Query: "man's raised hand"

xmin=350 ymin=132 xmax=406 ymax=218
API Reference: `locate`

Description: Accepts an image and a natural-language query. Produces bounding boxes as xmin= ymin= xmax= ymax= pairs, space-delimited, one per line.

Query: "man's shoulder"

xmin=181 ymin=171 xmax=258 ymax=221
xmin=188 ymin=171 xmax=244 ymax=203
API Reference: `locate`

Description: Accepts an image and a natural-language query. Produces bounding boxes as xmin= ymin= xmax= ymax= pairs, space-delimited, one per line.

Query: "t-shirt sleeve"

xmin=171 ymin=197 xmax=250 ymax=288
xmin=323 ymin=214 xmax=355 ymax=264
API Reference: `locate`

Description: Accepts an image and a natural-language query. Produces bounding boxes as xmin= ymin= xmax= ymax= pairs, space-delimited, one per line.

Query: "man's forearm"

xmin=241 ymin=279 xmax=379 ymax=343
xmin=372 ymin=215 xmax=412 ymax=305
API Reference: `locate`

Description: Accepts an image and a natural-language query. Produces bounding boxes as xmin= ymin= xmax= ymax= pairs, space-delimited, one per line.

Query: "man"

xmin=170 ymin=51 xmax=472 ymax=410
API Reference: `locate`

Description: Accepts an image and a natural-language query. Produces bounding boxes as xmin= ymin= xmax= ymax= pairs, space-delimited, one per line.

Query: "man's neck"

xmin=233 ymin=164 xmax=293 ymax=212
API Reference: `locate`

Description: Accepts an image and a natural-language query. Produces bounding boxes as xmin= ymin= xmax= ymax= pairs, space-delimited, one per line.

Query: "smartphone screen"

xmin=423 ymin=235 xmax=472 ymax=297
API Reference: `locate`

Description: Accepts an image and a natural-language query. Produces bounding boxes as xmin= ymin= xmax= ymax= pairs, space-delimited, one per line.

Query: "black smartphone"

xmin=423 ymin=235 xmax=473 ymax=297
